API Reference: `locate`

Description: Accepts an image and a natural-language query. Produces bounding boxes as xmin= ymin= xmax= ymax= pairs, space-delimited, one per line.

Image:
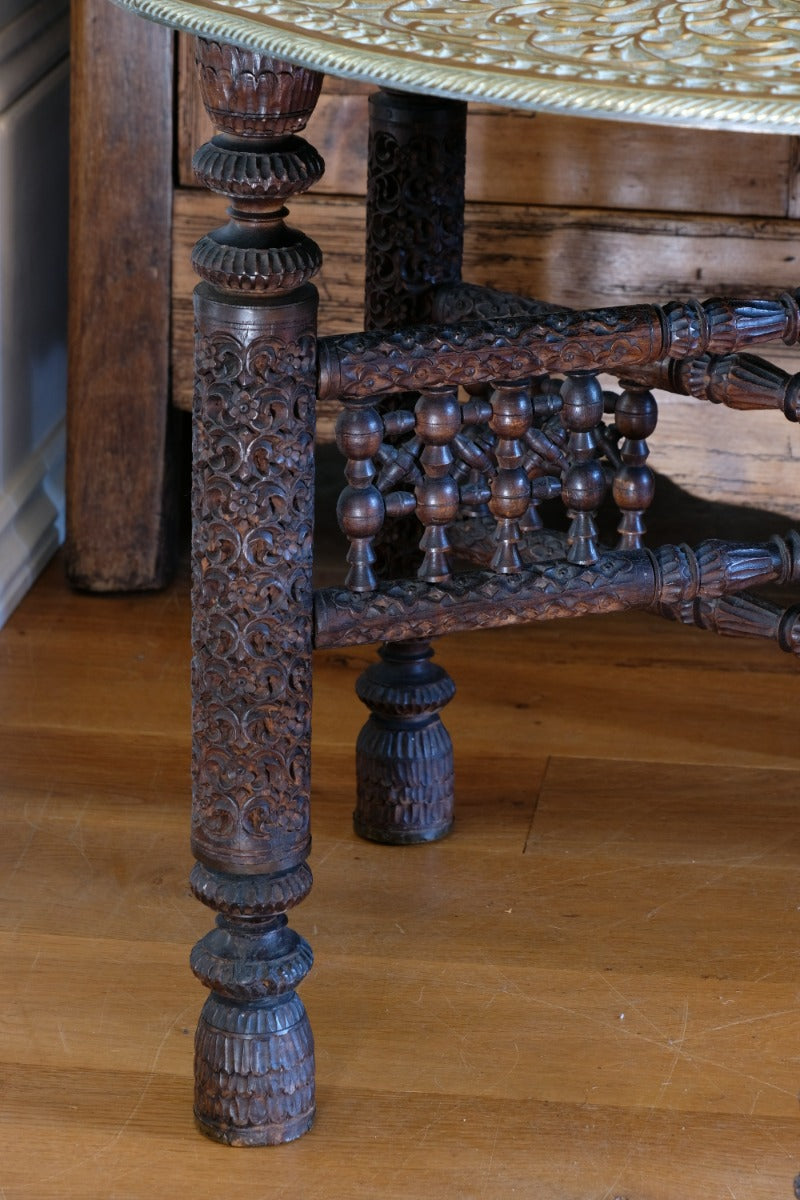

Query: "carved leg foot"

xmin=354 ymin=639 xmax=455 ymax=844
xmin=190 ymin=867 xmax=315 ymax=1144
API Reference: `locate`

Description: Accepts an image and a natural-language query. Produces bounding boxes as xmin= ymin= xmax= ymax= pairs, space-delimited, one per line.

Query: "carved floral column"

xmin=188 ymin=39 xmax=322 ymax=1145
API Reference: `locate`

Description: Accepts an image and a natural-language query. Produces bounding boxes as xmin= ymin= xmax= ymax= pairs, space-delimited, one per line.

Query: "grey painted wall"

xmin=0 ymin=0 xmax=69 ymax=624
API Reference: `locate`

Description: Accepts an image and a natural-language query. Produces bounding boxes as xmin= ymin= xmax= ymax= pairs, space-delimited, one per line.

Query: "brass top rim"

xmin=112 ymin=0 xmax=800 ymax=133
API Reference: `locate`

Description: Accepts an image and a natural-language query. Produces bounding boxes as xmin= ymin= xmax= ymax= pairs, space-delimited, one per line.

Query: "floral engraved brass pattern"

xmin=116 ymin=0 xmax=800 ymax=132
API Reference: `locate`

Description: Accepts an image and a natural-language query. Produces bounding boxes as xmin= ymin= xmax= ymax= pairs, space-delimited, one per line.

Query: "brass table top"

xmin=111 ymin=0 xmax=800 ymax=133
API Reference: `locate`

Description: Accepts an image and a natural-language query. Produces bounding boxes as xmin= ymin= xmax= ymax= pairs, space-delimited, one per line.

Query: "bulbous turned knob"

xmin=336 ymin=484 xmax=385 ymax=539
xmin=613 ymin=465 xmax=655 ymax=512
xmin=615 ymin=387 xmax=658 ymax=440
xmin=489 ymin=383 xmax=533 ymax=438
xmin=335 ymin=407 xmax=384 ymax=460
xmin=415 ymin=390 xmax=462 ymax=445
xmin=489 ymin=467 xmax=531 ymax=520
xmin=561 ymin=374 xmax=605 ymax=430
xmin=415 ymin=476 xmax=460 ymax=526
xmin=562 ymin=460 xmax=606 ymax=512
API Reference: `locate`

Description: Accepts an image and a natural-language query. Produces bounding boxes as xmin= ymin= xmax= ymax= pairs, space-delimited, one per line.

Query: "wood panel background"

xmin=174 ymin=39 xmax=800 ymax=520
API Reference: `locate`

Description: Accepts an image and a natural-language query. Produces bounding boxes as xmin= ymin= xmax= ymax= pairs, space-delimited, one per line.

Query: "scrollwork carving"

xmin=318 ymin=294 xmax=800 ymax=403
xmin=192 ymin=314 xmax=316 ymax=876
xmin=314 ymin=534 xmax=800 ymax=648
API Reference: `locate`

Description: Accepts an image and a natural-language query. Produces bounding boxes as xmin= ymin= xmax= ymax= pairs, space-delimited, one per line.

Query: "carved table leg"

xmin=354 ymin=640 xmax=456 ymax=843
xmin=353 ymin=89 xmax=467 ymax=844
xmin=188 ymin=40 xmax=323 ymax=1145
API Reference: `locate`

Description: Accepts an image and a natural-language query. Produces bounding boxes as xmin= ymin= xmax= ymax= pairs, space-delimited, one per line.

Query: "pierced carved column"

xmin=189 ymin=39 xmax=322 ymax=1145
xmin=352 ymin=89 xmax=467 ymax=844
xmin=364 ymin=88 xmax=467 ymax=330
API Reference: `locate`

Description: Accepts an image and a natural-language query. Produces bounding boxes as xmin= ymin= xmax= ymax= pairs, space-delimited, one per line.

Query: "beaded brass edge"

xmin=110 ymin=0 xmax=800 ymax=133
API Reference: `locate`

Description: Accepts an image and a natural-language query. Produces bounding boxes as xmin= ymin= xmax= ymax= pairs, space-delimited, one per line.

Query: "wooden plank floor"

xmin=2 ymin=529 xmax=800 ymax=1198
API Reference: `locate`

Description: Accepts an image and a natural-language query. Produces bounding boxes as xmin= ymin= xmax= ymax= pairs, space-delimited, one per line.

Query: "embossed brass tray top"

xmin=111 ymin=0 xmax=800 ymax=132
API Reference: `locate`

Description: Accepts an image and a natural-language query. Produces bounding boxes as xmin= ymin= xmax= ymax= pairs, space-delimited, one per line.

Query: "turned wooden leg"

xmin=353 ymin=89 xmax=467 ymax=843
xmin=354 ymin=640 xmax=455 ymax=843
xmin=188 ymin=40 xmax=323 ymax=1146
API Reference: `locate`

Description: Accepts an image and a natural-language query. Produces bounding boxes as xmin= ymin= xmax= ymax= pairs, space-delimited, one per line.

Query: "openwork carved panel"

xmin=333 ymin=367 xmax=660 ymax=592
xmin=365 ymin=92 xmax=466 ymax=331
xmin=322 ymin=285 xmax=800 ymax=662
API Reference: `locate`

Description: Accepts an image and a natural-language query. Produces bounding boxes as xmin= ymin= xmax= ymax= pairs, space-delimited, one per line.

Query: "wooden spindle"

xmin=560 ymin=373 xmax=607 ymax=565
xmin=612 ymin=384 xmax=658 ymax=551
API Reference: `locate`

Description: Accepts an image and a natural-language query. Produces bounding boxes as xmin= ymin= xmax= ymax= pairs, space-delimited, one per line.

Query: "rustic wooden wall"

xmin=173 ymin=40 xmax=800 ymax=520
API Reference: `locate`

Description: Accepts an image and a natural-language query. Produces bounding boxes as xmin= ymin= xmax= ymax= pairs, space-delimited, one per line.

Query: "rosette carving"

xmin=192 ymin=137 xmax=325 ymax=198
xmin=192 ymin=223 xmax=323 ymax=293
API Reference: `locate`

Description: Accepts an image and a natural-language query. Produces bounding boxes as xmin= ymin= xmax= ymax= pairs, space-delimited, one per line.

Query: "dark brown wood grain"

xmin=188 ymin=40 xmax=323 ymax=1147
xmin=66 ymin=0 xmax=175 ymax=591
xmin=172 ymin=197 xmax=800 ymax=425
xmin=68 ymin=23 xmax=800 ymax=597
xmin=77 ymin=18 xmax=800 ymax=1150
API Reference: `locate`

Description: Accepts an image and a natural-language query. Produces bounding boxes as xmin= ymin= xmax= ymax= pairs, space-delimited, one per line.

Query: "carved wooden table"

xmin=109 ymin=0 xmax=800 ymax=1146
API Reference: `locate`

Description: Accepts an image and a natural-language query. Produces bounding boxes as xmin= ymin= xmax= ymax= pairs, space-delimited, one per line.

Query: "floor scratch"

xmin=521 ymin=756 xmax=548 ymax=854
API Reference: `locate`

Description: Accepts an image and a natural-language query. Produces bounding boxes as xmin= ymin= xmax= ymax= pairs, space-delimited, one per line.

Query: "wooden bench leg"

xmin=188 ymin=39 xmax=323 ymax=1145
xmin=66 ymin=0 xmax=176 ymax=592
